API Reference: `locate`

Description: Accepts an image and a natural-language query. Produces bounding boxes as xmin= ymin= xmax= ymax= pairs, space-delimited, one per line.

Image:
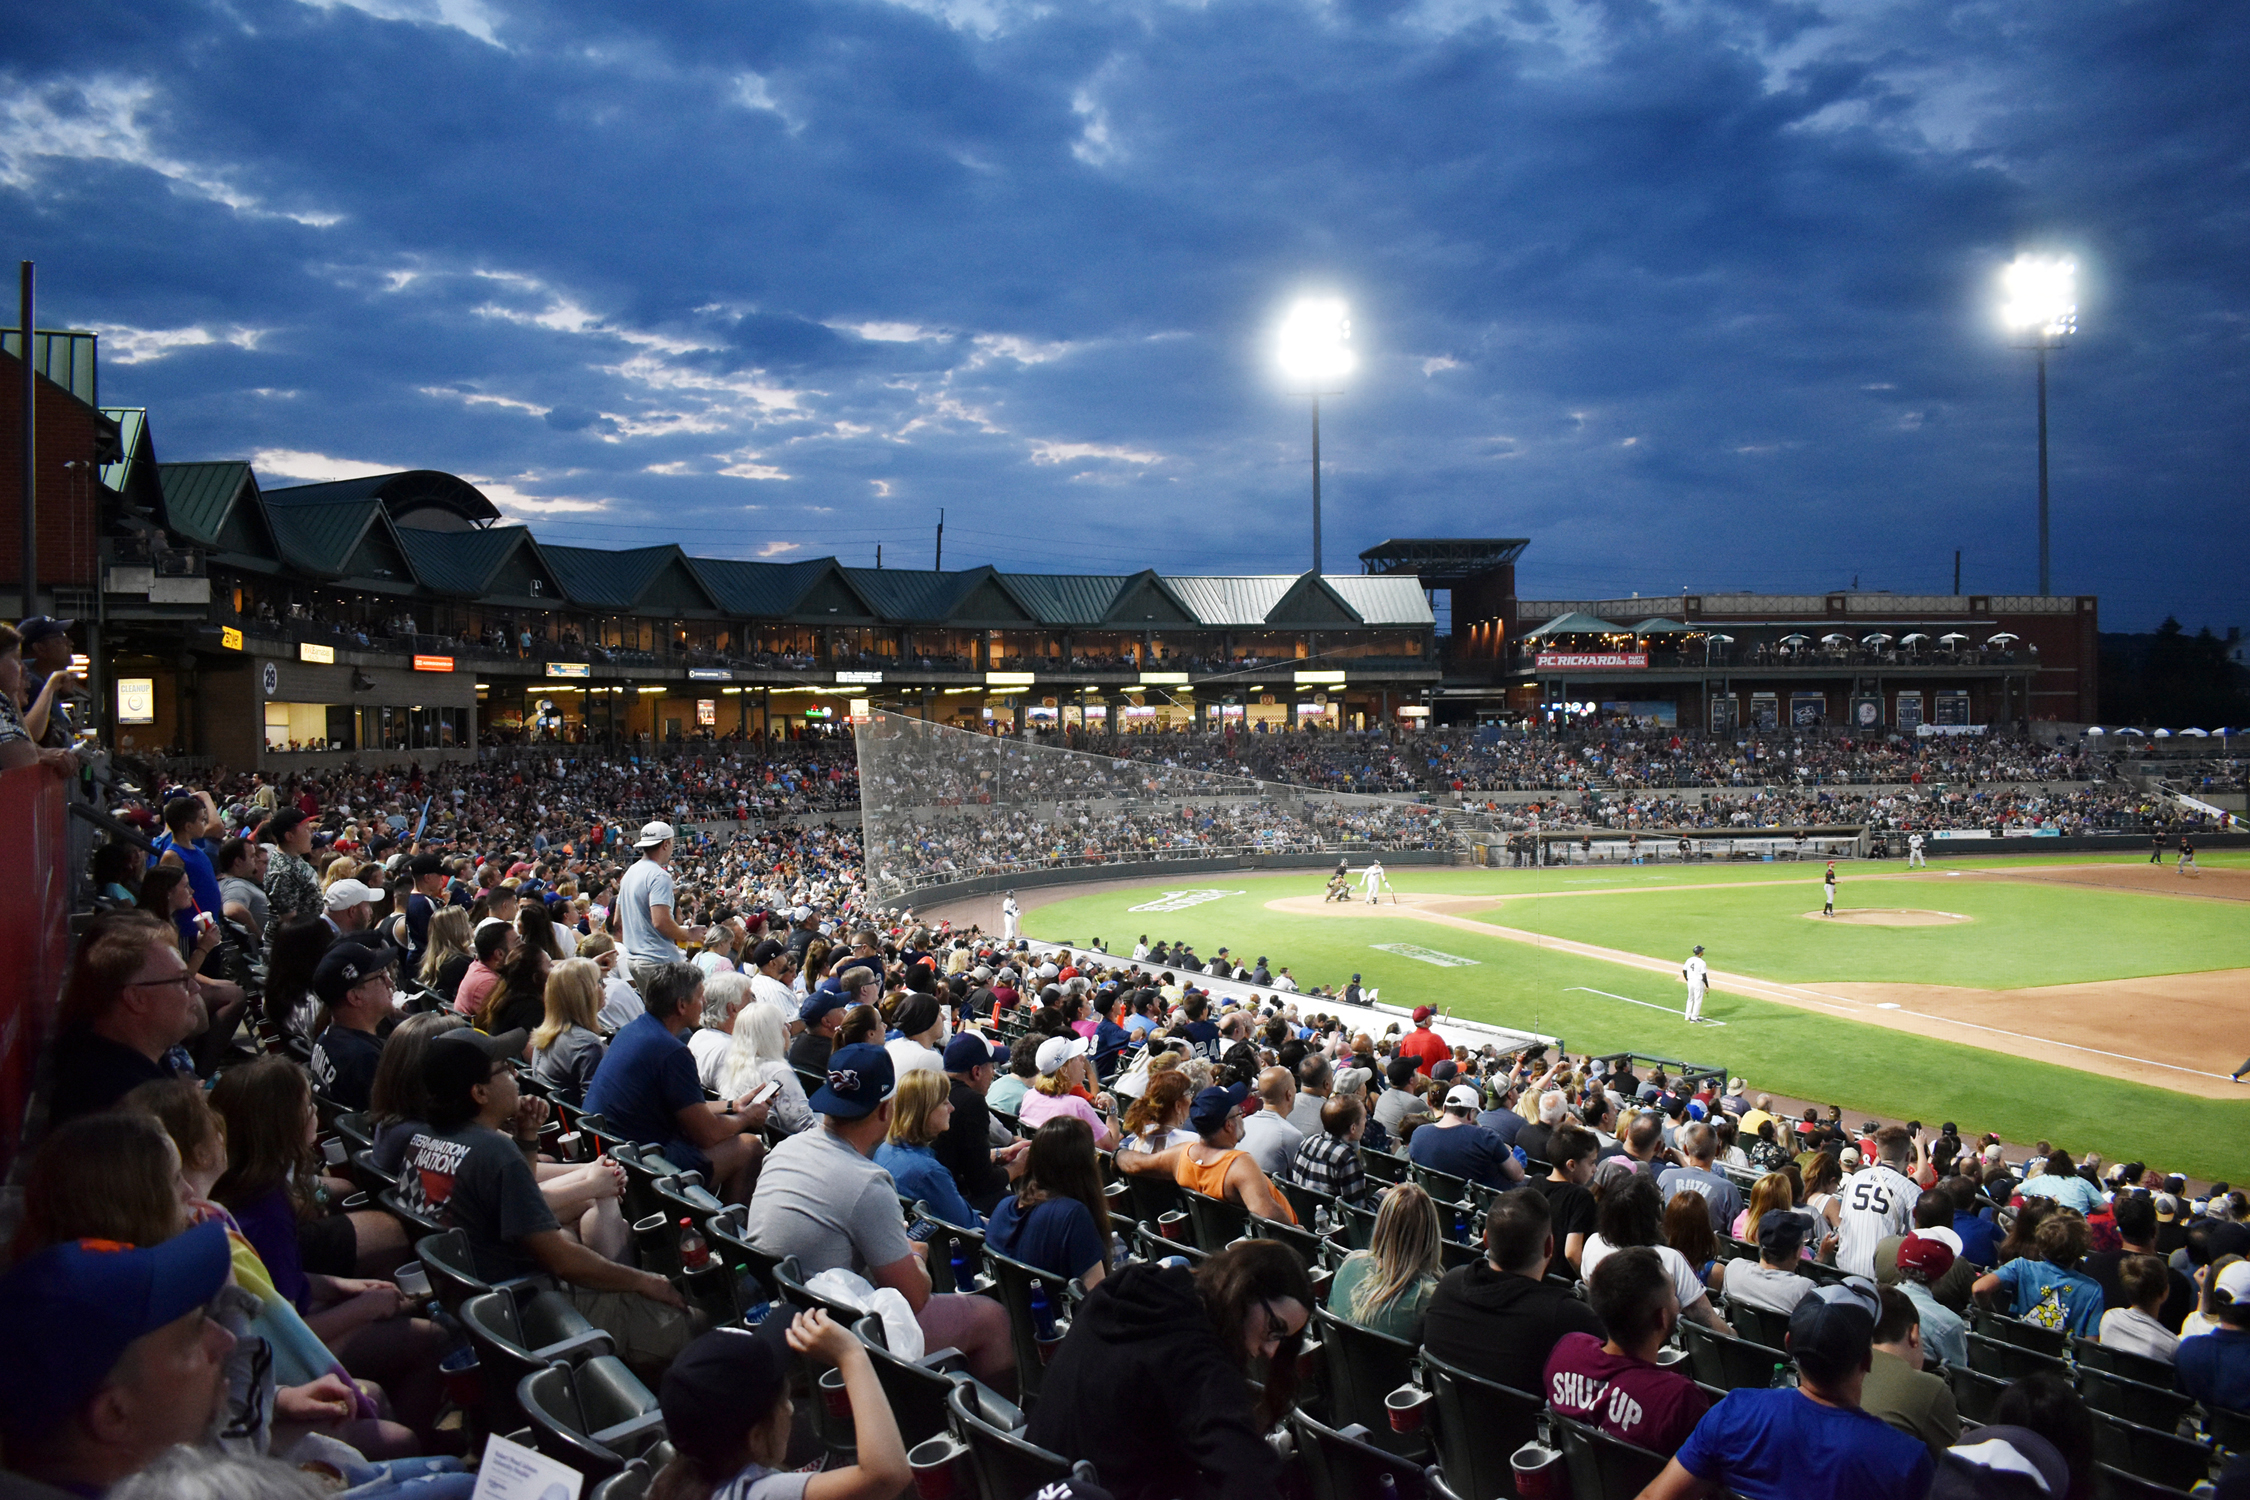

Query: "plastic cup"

xmin=322 ymin=1139 xmax=348 ymax=1166
xmin=1385 ymin=1384 xmax=1432 ymax=1433
xmin=908 ymin=1435 xmax=965 ymax=1498
xmin=394 ymin=1262 xmax=431 ymax=1299
xmin=1511 ymin=1442 xmax=1565 ymax=1499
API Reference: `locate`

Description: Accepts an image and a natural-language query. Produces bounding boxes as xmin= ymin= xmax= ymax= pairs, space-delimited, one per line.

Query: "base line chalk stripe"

xmin=1565 ymin=987 xmax=1726 ymax=1026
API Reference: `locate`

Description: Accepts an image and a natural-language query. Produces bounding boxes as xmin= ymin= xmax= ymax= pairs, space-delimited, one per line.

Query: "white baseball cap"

xmin=1445 ymin=1084 xmax=1482 ymax=1111
xmin=323 ymin=878 xmax=377 ymax=912
xmin=636 ymin=820 xmax=675 ymax=848
xmin=1034 ymin=1035 xmax=1091 ymax=1075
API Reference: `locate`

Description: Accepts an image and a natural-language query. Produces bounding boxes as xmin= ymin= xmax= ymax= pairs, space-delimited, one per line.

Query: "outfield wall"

xmin=892 ymin=848 xmax=1455 ymax=913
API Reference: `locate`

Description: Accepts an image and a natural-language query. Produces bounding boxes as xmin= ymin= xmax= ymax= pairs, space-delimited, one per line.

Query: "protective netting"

xmin=854 ymin=710 xmax=1465 ymax=905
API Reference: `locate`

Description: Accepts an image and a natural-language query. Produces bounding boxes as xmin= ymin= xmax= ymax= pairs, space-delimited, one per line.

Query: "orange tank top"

xmin=1174 ymin=1148 xmax=1299 ymax=1225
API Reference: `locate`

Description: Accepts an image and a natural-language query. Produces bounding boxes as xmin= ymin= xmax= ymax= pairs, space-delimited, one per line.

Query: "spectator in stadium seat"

xmin=1028 ymin=1239 xmax=1307 ymax=1500
xmin=790 ymin=989 xmax=848 ymax=1075
xmin=983 ymin=1116 xmax=1113 ymax=1288
xmin=1638 ymin=1280 xmax=1933 ymax=1500
xmin=1721 ymin=1207 xmax=1821 ymax=1318
xmin=307 ymin=936 xmax=398 ymax=1111
xmin=0 ymin=1222 xmax=236 ymax=1497
xmin=1532 ymin=1124 xmax=1602 ymax=1279
xmin=1396 ymin=1005 xmax=1449 ymax=1074
xmin=2085 ymin=1192 xmax=2197 ymax=1332
xmin=529 ymin=957 xmax=609 ymax=1098
xmin=2174 ymin=1260 xmax=2250 ymax=1410
xmin=2098 ymin=1254 xmax=2181 ymax=1364
xmin=451 ymin=918 xmax=513 ymax=1019
xmin=1658 ymin=1122 xmax=1744 ymax=1235
xmin=1423 ymin=1186 xmax=1605 ymax=1393
xmin=651 ymin=1311 xmax=908 ymax=1500
xmin=1948 ymin=1175 xmax=2004 ymax=1268
xmin=1873 ymin=1189 xmax=1978 ymax=1313
xmin=1585 ymin=1174 xmax=1731 ymax=1334
xmin=1477 ymin=1078 xmax=1527 ymax=1147
xmin=1975 ymin=1209 xmax=2104 ymax=1338
xmin=1327 ymin=1181 xmax=1443 ymax=1341
xmin=743 ymin=1044 xmax=1016 ymax=1389
xmin=1860 ymin=1287 xmax=1960 ymax=1457
xmin=1020 ymin=1035 xmax=1119 ymax=1149
xmin=1515 ymin=1088 xmax=1568 ymax=1166
xmin=1545 ymin=1245 xmax=1708 ymax=1455
xmin=1289 ymin=1053 xmax=1333 ymax=1133
xmin=2017 ymin=1150 xmax=2107 ymax=1216
xmin=874 ymin=1068 xmax=984 ymax=1230
xmin=1409 ymin=1082 xmax=1525 ymax=1189
xmin=1291 ymin=1093 xmax=1370 ymax=1206
xmin=1236 ymin=1066 xmax=1303 ymax=1180
xmin=1373 ymin=1058 xmax=1432 ymax=1137
xmin=984 ymin=1032 xmax=1039 ymax=1117
xmin=582 ymin=961 xmax=769 ymax=1203
xmin=1119 ymin=1083 xmax=1298 ymax=1225
xmin=1890 ymin=1234 xmax=1968 ymax=1369
xmin=47 ymin=910 xmax=203 ymax=1126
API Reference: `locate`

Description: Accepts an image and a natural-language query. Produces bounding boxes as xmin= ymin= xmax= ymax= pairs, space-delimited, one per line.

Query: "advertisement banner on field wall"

xmin=1534 ymin=652 xmax=1648 ymax=669
xmin=1930 ymin=829 xmax=1994 ymax=839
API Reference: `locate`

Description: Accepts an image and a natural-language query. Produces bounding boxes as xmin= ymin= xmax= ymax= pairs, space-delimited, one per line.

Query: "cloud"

xmin=292 ymin=0 xmax=504 ymax=46
xmin=1029 ymin=440 xmax=1161 ymax=466
xmin=94 ymin=323 xmax=269 ymax=365
xmin=756 ymin=540 xmax=802 ymax=557
xmin=251 ymin=448 xmax=399 ymax=482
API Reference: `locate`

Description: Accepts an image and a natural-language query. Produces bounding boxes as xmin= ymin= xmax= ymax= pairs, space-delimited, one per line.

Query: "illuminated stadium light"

xmin=1998 ymin=253 xmax=2081 ymax=596
xmin=1999 ymin=254 xmax=2077 ymax=341
xmin=1276 ymin=296 xmax=1356 ymax=576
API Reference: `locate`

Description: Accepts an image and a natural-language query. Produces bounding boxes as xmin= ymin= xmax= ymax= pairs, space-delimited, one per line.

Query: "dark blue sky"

xmin=5 ymin=0 xmax=2244 ymax=629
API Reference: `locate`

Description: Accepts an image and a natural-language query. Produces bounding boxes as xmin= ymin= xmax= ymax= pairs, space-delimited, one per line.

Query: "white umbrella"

xmin=2180 ymin=727 xmax=2209 ymax=737
xmin=2153 ymin=728 xmax=2172 ymax=738
xmin=2117 ymin=727 xmax=2146 ymax=736
xmin=1987 ymin=632 xmax=2020 ymax=644
xmin=1861 ymin=632 xmax=1893 ymax=647
xmin=1820 ymin=633 xmax=1852 ymax=646
xmin=1899 ymin=633 xmax=1931 ymax=645
xmin=2084 ymin=726 xmax=2106 ymax=735
xmin=1705 ymin=633 xmax=1735 ymax=643
xmin=1779 ymin=634 xmax=1811 ymax=646
xmin=1938 ymin=632 xmax=1968 ymax=645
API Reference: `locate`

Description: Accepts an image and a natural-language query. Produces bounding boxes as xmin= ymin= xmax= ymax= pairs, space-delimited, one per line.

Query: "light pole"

xmin=1999 ymin=254 xmax=2077 ymax=596
xmin=1277 ymin=297 xmax=1355 ymax=575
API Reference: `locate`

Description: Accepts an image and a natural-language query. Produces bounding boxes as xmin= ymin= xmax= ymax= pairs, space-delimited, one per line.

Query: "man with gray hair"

xmin=689 ymin=970 xmax=755 ymax=1090
xmin=1517 ymin=1088 xmax=1570 ymax=1165
xmin=1658 ymin=1121 xmax=1744 ymax=1234
xmin=583 ymin=960 xmax=769 ymax=1202
xmin=1289 ymin=1053 xmax=1333 ymax=1134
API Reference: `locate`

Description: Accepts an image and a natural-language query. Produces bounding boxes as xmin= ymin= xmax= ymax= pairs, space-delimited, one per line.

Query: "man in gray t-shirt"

xmin=1658 ymin=1122 xmax=1744 ymax=1235
xmin=744 ymin=1045 xmax=1016 ymax=1388
xmin=617 ymin=823 xmax=694 ymax=985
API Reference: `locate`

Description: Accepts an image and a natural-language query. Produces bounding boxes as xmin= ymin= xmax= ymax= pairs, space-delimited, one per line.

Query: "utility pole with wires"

xmin=18 ymin=260 xmax=33 ymax=618
xmin=935 ymin=508 xmax=944 ymax=571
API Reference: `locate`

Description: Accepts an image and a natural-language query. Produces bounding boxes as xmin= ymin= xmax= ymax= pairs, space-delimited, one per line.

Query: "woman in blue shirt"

xmin=875 ymin=1069 xmax=984 ymax=1230
xmin=2016 ymin=1151 xmax=2107 ymax=1216
xmin=985 ymin=1117 xmax=1113 ymax=1288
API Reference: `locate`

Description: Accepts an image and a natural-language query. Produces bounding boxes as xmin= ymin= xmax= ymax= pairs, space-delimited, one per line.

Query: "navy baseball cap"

xmin=660 ymin=1319 xmax=796 ymax=1471
xmin=1756 ymin=1208 xmax=1813 ymax=1256
xmin=0 ymin=1219 xmax=230 ymax=1440
xmin=811 ymin=1043 xmax=898 ymax=1119
xmin=1788 ymin=1278 xmax=1881 ymax=1375
xmin=1189 ymin=1083 xmax=1250 ymax=1134
xmin=312 ymin=934 xmax=401 ymax=1004
xmin=16 ymin=615 xmax=73 ymax=645
xmin=799 ymin=989 xmax=850 ymax=1027
xmin=944 ymin=1033 xmax=1009 ymax=1072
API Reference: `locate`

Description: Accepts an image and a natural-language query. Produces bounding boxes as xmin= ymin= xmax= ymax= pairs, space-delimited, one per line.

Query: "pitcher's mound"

xmin=1806 ymin=908 xmax=1970 ymax=927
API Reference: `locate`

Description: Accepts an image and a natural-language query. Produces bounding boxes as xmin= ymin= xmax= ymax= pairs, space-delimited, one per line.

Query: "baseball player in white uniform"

xmin=1827 ymin=1129 xmax=1922 ymax=1278
xmin=1682 ymin=944 xmax=1709 ymax=1024
xmin=1001 ymin=890 xmax=1020 ymax=941
xmin=1907 ymin=831 xmax=1926 ymax=869
xmin=1359 ymin=861 xmax=1391 ymax=904
xmin=1823 ymin=861 xmax=1837 ymax=917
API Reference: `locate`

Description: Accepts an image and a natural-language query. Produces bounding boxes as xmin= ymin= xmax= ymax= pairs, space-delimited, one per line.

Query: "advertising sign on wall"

xmin=1533 ymin=652 xmax=1648 ymax=669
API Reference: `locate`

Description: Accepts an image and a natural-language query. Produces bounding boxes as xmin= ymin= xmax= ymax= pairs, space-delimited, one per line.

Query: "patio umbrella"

xmin=2116 ymin=727 xmax=2146 ymax=736
xmin=1820 ymin=633 xmax=1852 ymax=646
xmin=1861 ymin=633 xmax=1893 ymax=647
xmin=1937 ymin=632 xmax=1968 ymax=645
xmin=1899 ymin=633 xmax=1931 ymax=645
xmin=2084 ymin=726 xmax=2106 ymax=735
xmin=1705 ymin=633 xmax=1735 ymax=643
xmin=1987 ymin=631 xmax=2020 ymax=644
xmin=1779 ymin=634 xmax=1811 ymax=645
xmin=2180 ymin=728 xmax=2210 ymax=737
xmin=2153 ymin=728 xmax=2172 ymax=738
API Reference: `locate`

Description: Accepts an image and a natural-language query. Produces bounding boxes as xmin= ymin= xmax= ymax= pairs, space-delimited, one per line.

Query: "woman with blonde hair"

xmin=716 ymin=1001 xmax=815 ymax=1135
xmin=531 ymin=957 xmax=608 ymax=1095
xmin=1733 ymin=1171 xmax=1799 ymax=1249
xmin=1328 ymin=1182 xmax=1442 ymax=1340
xmin=419 ymin=904 xmax=474 ymax=1000
xmin=874 ymin=1069 xmax=984 ymax=1230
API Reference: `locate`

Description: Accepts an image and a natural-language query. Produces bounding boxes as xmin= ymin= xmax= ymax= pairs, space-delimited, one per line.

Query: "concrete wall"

xmin=892 ymin=848 xmax=1454 ymax=910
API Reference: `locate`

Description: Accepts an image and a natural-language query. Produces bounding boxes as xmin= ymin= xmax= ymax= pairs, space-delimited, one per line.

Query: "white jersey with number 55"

xmin=1834 ymin=1164 xmax=1920 ymax=1278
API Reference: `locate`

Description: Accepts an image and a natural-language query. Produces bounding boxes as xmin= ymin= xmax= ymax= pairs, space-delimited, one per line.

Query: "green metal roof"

xmin=1525 ymin=611 xmax=1630 ymax=637
xmin=686 ymin=556 xmax=842 ymax=617
xmin=1328 ymin=575 xmax=1436 ymax=627
xmin=1003 ymin=573 xmax=1131 ymax=625
xmin=157 ymin=462 xmax=256 ymax=549
xmin=397 ymin=525 xmax=531 ymax=596
xmin=839 ymin=565 xmax=1035 ymax=624
xmin=261 ymin=471 xmax=502 ymax=528
xmin=1159 ymin=575 xmax=1295 ymax=627
xmin=265 ymin=497 xmax=387 ymax=577
xmin=539 ymin=543 xmax=718 ymax=611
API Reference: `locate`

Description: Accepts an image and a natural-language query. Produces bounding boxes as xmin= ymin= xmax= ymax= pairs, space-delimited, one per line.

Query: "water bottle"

xmin=1314 ymin=1204 xmax=1334 ymax=1237
xmin=1029 ymin=1282 xmax=1057 ymax=1340
xmin=1454 ymin=1199 xmax=1474 ymax=1242
xmin=1376 ymin=1474 xmax=1402 ymax=1500
xmin=677 ymin=1217 xmax=710 ymax=1272
xmin=744 ymin=1300 xmax=773 ymax=1325
xmin=950 ymin=1242 xmax=973 ymax=1291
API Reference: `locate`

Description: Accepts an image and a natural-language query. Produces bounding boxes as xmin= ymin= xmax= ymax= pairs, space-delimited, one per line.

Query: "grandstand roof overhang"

xmin=261 ymin=470 xmax=503 ymax=531
xmin=1359 ymin=538 xmax=1529 ymax=582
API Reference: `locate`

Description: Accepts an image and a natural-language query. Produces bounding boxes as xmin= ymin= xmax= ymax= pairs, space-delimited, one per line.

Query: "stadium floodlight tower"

xmin=1277 ymin=296 xmax=1356 ymax=575
xmin=1998 ymin=254 xmax=2077 ymax=596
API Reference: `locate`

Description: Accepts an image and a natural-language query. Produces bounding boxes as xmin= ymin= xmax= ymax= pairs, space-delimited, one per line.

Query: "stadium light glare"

xmin=1999 ymin=254 xmax=2077 ymax=340
xmin=1997 ymin=253 xmax=2080 ymax=596
xmin=1276 ymin=296 xmax=1355 ymax=575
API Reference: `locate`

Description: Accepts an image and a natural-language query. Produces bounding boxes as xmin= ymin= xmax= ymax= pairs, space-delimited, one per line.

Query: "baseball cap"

xmin=1787 ymin=1278 xmax=1882 ymax=1375
xmin=264 ymin=807 xmax=310 ymax=840
xmin=1896 ymin=1233 xmax=1956 ymax=1281
xmin=2214 ymin=1260 xmax=2250 ymax=1326
xmin=312 ymin=935 xmax=400 ymax=1003
xmin=810 ymin=1043 xmax=897 ymax=1119
xmin=1190 ymin=1083 xmax=1250 ymax=1134
xmin=659 ymin=1320 xmax=797 ymax=1471
xmin=0 ymin=1219 xmax=231 ymax=1441
xmin=1692 ymin=944 xmax=1704 ymax=954
xmin=1034 ymin=1035 xmax=1091 ymax=1076
xmin=1412 ymin=1005 xmax=1434 ymax=1024
xmin=1385 ymin=1057 xmax=1419 ymax=1089
xmin=422 ymin=1029 xmax=532 ymax=1110
xmin=16 ymin=615 xmax=73 ymax=645
xmin=407 ymin=852 xmax=446 ymax=878
xmin=635 ymin=820 xmax=675 ymax=848
xmin=798 ymin=990 xmax=849 ymax=1028
xmin=324 ymin=878 xmax=378 ymax=912
xmin=1444 ymin=1084 xmax=1481 ymax=1111
xmin=944 ymin=1033 xmax=1009 ymax=1072
xmin=1430 ymin=1059 xmax=1459 ymax=1083
xmin=1756 ymin=1209 xmax=1813 ymax=1256
xmin=747 ymin=939 xmax=786 ymax=967
xmin=2154 ymin=1192 xmax=2182 ymax=1219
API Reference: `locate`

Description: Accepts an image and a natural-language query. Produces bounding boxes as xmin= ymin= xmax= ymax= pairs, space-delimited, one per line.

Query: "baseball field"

xmin=1018 ymin=851 xmax=2250 ymax=1182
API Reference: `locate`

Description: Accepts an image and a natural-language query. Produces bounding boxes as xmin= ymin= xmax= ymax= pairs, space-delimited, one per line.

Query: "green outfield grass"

xmin=1024 ymin=863 xmax=2250 ymax=1181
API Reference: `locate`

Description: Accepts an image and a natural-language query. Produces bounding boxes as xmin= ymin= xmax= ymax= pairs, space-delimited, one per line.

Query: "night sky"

xmin=5 ymin=0 xmax=2245 ymax=629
